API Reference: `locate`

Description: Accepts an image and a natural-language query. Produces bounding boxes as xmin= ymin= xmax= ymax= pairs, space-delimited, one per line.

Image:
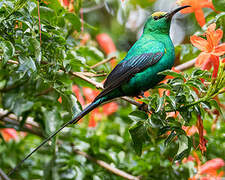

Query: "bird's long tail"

xmin=8 ymin=97 xmax=105 ymax=176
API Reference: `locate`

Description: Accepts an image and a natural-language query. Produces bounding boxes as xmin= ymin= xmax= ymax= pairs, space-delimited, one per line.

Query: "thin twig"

xmin=74 ymin=149 xmax=140 ymax=180
xmin=71 ymin=71 xmax=103 ymax=89
xmin=175 ymin=59 xmax=196 ymax=71
xmin=0 ymin=111 xmax=139 ymax=180
xmin=79 ymin=72 xmax=107 ymax=77
xmin=0 ymin=112 xmax=43 ymax=137
xmin=90 ymin=56 xmax=116 ymax=69
xmin=0 ymin=168 xmax=10 ymax=180
xmin=8 ymin=60 xmax=18 ymax=64
xmin=3 ymin=58 xmax=197 ymax=109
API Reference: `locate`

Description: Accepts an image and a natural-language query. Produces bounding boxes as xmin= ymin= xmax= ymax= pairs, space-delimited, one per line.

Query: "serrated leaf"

xmin=158 ymin=69 xmax=184 ymax=79
xmin=129 ymin=121 xmax=148 ymax=156
xmin=191 ymin=68 xmax=206 ymax=78
xmin=165 ymin=95 xmax=176 ymax=110
xmin=0 ymin=40 xmax=15 ymax=63
xmin=174 ymin=135 xmax=191 ymax=161
xmin=18 ymin=56 xmax=36 ymax=76
xmin=156 ymin=95 xmax=165 ymax=113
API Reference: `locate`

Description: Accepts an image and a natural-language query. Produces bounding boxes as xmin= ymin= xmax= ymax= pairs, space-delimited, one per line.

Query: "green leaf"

xmin=64 ymin=12 xmax=81 ymax=32
xmin=165 ymin=96 xmax=176 ymax=110
xmin=213 ymin=0 xmax=225 ymax=11
xmin=164 ymin=130 xmax=176 ymax=146
xmin=0 ymin=40 xmax=15 ymax=63
xmin=61 ymin=93 xmax=82 ymax=118
xmin=174 ymin=135 xmax=191 ymax=161
xmin=18 ymin=56 xmax=36 ymax=76
xmin=36 ymin=6 xmax=57 ymax=25
xmin=44 ymin=0 xmax=64 ymax=13
xmin=128 ymin=110 xmax=148 ymax=122
xmin=42 ymin=107 xmax=63 ymax=136
xmin=13 ymin=99 xmax=33 ymax=116
xmin=129 ymin=121 xmax=148 ymax=156
xmin=158 ymin=70 xmax=184 ymax=79
xmin=156 ymin=95 xmax=165 ymax=113
xmin=209 ymin=99 xmax=225 ymax=119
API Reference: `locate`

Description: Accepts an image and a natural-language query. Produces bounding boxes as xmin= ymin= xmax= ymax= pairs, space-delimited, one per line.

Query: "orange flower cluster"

xmin=0 ymin=128 xmax=23 ymax=142
xmin=72 ymin=85 xmax=118 ymax=127
xmin=191 ymin=23 xmax=225 ymax=78
xmin=184 ymin=152 xmax=225 ymax=180
xmin=58 ymin=0 xmax=74 ymax=12
xmin=96 ymin=33 xmax=117 ymax=67
xmin=177 ymin=0 xmax=215 ymax=27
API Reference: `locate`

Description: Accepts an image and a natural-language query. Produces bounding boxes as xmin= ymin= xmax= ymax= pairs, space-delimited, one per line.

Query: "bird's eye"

xmin=153 ymin=15 xmax=164 ymax=20
xmin=153 ymin=16 xmax=159 ymax=20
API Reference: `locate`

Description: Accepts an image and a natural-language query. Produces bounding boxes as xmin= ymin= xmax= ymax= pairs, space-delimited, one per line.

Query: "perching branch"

xmin=74 ymin=149 xmax=140 ymax=180
xmin=0 ymin=168 xmax=10 ymax=180
xmin=2 ymin=57 xmax=198 ymax=110
xmin=90 ymin=56 xmax=116 ymax=69
xmin=0 ymin=111 xmax=43 ymax=137
xmin=0 ymin=111 xmax=139 ymax=180
xmin=175 ymin=59 xmax=196 ymax=71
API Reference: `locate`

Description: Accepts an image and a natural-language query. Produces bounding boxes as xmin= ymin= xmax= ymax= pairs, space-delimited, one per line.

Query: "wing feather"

xmin=94 ymin=40 xmax=165 ymax=101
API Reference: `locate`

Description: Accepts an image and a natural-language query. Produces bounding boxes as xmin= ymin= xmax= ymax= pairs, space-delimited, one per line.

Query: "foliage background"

xmin=0 ymin=0 xmax=225 ymax=179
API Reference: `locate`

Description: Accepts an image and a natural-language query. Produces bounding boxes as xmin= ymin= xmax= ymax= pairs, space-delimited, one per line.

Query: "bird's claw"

xmin=136 ymin=91 xmax=146 ymax=99
xmin=138 ymin=103 xmax=149 ymax=112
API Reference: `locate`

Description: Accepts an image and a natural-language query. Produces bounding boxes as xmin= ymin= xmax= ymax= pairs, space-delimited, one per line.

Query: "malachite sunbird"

xmin=9 ymin=5 xmax=190 ymax=175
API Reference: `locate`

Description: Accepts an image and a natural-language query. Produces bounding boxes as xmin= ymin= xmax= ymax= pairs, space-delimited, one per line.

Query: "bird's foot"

xmin=138 ymin=103 xmax=149 ymax=112
xmin=136 ymin=91 xmax=146 ymax=99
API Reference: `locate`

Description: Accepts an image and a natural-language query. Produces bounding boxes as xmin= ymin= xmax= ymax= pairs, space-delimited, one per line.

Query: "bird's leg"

xmin=140 ymin=91 xmax=146 ymax=98
xmin=136 ymin=91 xmax=146 ymax=99
xmin=138 ymin=103 xmax=149 ymax=112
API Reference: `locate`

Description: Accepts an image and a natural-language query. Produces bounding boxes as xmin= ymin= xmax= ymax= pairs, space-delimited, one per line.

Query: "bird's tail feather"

xmin=8 ymin=98 xmax=104 ymax=176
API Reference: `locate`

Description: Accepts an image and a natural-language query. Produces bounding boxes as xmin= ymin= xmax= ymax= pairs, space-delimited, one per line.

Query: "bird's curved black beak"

xmin=165 ymin=5 xmax=191 ymax=20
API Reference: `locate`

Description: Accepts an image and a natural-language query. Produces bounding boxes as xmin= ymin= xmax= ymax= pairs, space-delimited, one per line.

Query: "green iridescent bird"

xmin=10 ymin=5 xmax=190 ymax=174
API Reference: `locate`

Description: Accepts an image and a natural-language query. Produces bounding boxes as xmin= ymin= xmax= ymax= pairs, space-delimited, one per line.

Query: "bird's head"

xmin=143 ymin=5 xmax=190 ymax=34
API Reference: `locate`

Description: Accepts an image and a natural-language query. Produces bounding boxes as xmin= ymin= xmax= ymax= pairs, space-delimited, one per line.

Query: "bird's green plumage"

xmin=96 ymin=15 xmax=175 ymax=101
xmin=11 ymin=6 xmax=191 ymax=174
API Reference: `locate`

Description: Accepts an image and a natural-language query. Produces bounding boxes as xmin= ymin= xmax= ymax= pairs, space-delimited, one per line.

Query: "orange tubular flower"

xmin=0 ymin=128 xmax=19 ymax=142
xmin=196 ymin=115 xmax=207 ymax=154
xmin=190 ymin=23 xmax=225 ymax=78
xmin=177 ymin=0 xmax=215 ymax=27
xmin=199 ymin=158 xmax=225 ymax=176
xmin=96 ymin=33 xmax=117 ymax=67
xmin=82 ymin=87 xmax=118 ymax=127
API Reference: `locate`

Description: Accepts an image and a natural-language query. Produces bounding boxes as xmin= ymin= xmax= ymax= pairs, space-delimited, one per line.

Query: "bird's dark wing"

xmin=94 ymin=51 xmax=164 ymax=100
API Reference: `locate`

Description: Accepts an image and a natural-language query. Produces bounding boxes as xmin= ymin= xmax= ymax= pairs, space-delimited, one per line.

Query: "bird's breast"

xmin=121 ymin=48 xmax=175 ymax=96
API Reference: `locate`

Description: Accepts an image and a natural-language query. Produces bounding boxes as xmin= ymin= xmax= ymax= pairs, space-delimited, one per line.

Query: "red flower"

xmin=72 ymin=85 xmax=85 ymax=106
xmin=58 ymin=0 xmax=74 ymax=12
xmin=82 ymin=87 xmax=118 ymax=127
xmin=177 ymin=0 xmax=215 ymax=27
xmin=196 ymin=115 xmax=207 ymax=154
xmin=190 ymin=23 xmax=225 ymax=78
xmin=182 ymin=125 xmax=198 ymax=136
xmin=96 ymin=33 xmax=117 ymax=67
xmin=0 ymin=128 xmax=19 ymax=142
xmin=199 ymin=158 xmax=225 ymax=175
